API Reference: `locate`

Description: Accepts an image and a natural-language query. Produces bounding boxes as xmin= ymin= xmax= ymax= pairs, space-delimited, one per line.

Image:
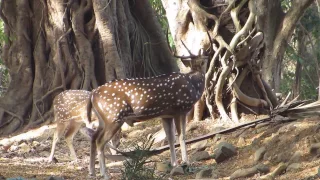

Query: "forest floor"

xmin=0 ymin=115 xmax=320 ymax=180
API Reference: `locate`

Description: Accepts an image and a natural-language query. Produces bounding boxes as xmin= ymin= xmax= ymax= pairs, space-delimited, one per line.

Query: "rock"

xmin=274 ymin=152 xmax=292 ymax=163
xmin=18 ymin=143 xmax=31 ymax=153
xmin=156 ymin=162 xmax=171 ymax=172
xmin=213 ymin=142 xmax=237 ymax=163
xmin=237 ymin=137 xmax=246 ymax=146
xmin=46 ymin=176 xmax=65 ymax=180
xmin=211 ymin=169 xmax=221 ymax=179
xmin=254 ymin=146 xmax=266 ymax=162
xmin=286 ymin=163 xmax=301 ymax=171
xmin=230 ymin=163 xmax=269 ymax=180
xmin=255 ymin=163 xmax=270 ymax=173
xmin=230 ymin=166 xmax=258 ymax=180
xmin=191 ymin=140 xmax=208 ymax=151
xmin=310 ymin=143 xmax=320 ymax=154
xmin=259 ymin=162 xmax=287 ymax=180
xmin=170 ymin=166 xmax=184 ymax=176
xmin=190 ymin=151 xmax=211 ymax=162
xmin=195 ymin=168 xmax=213 ymax=179
xmin=289 ymin=151 xmax=302 ymax=163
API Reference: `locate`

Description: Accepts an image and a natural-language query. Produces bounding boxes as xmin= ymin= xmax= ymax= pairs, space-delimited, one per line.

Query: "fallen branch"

xmin=0 ymin=124 xmax=57 ymax=147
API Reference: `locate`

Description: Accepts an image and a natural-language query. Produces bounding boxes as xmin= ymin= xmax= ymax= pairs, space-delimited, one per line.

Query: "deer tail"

xmin=87 ymin=93 xmax=93 ymax=124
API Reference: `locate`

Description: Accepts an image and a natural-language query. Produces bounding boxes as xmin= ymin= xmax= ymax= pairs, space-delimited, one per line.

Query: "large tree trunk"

xmin=0 ymin=0 xmax=176 ymax=135
xmin=257 ymin=0 xmax=314 ymax=92
xmin=292 ymin=28 xmax=306 ymax=99
xmin=162 ymin=0 xmax=314 ymax=125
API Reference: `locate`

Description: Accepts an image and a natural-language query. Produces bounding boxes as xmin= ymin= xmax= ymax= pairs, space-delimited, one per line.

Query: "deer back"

xmin=54 ymin=90 xmax=97 ymax=123
xmin=92 ymin=72 xmax=205 ymax=124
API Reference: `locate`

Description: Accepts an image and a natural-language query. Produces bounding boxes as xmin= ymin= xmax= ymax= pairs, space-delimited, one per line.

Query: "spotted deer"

xmin=88 ymin=49 xmax=209 ymax=179
xmin=48 ymin=90 xmax=120 ymax=162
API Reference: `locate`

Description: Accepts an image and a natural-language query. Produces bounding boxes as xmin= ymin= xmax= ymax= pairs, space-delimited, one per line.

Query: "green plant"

xmin=281 ymin=5 xmax=320 ymax=100
xmin=0 ymin=20 xmax=9 ymax=96
xmin=149 ymin=0 xmax=175 ymax=49
xmin=121 ymin=137 xmax=164 ymax=180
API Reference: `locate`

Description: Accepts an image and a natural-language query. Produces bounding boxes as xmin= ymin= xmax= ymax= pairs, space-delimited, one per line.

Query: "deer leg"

xmin=65 ymin=120 xmax=82 ymax=161
xmin=103 ymin=129 xmax=120 ymax=155
xmin=108 ymin=129 xmax=121 ymax=155
xmin=48 ymin=123 xmax=67 ymax=162
xmin=175 ymin=114 xmax=188 ymax=164
xmin=89 ymin=129 xmax=99 ymax=176
xmin=96 ymin=122 xmax=122 ymax=179
xmin=162 ymin=118 xmax=177 ymax=166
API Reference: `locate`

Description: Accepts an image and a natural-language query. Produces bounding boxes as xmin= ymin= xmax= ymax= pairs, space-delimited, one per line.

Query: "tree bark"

xmin=0 ymin=0 xmax=176 ymax=135
xmin=162 ymin=0 xmax=314 ymax=125
xmin=293 ymin=29 xmax=305 ymax=99
xmin=258 ymin=0 xmax=314 ymax=92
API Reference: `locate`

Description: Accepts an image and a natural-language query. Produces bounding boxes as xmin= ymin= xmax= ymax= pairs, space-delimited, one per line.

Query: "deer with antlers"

xmin=88 ymin=45 xmax=209 ymax=178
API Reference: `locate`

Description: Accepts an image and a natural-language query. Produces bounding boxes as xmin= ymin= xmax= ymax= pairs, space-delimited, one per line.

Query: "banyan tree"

xmin=0 ymin=0 xmax=314 ymax=135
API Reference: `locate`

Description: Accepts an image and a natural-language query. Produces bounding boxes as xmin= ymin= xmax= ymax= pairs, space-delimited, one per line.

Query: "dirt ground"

xmin=1 ymin=116 xmax=320 ymax=180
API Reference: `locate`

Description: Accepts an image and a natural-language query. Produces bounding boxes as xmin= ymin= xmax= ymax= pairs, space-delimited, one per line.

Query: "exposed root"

xmin=229 ymin=93 xmax=239 ymax=123
xmin=193 ymin=94 xmax=205 ymax=121
xmin=0 ymin=124 xmax=57 ymax=147
xmin=230 ymin=0 xmax=248 ymax=32
xmin=230 ymin=74 xmax=268 ymax=108
xmin=253 ymin=73 xmax=273 ymax=109
xmin=0 ymin=108 xmax=23 ymax=129
xmin=215 ymin=65 xmax=232 ymax=122
xmin=56 ymin=28 xmax=72 ymax=90
xmin=237 ymin=101 xmax=259 ymax=115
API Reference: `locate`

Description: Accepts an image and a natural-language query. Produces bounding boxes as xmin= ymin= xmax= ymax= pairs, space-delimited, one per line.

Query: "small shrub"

xmin=121 ymin=137 xmax=164 ymax=180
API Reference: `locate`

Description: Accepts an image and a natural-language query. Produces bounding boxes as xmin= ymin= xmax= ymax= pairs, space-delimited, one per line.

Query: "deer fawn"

xmin=88 ymin=48 xmax=209 ymax=179
xmin=48 ymin=90 xmax=120 ymax=162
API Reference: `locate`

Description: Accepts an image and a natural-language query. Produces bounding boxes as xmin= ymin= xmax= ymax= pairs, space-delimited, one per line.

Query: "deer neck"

xmin=186 ymin=70 xmax=205 ymax=97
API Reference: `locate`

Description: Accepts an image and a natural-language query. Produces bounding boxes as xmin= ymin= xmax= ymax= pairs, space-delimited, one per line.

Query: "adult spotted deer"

xmin=48 ymin=90 xmax=119 ymax=162
xmin=88 ymin=45 xmax=209 ymax=179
